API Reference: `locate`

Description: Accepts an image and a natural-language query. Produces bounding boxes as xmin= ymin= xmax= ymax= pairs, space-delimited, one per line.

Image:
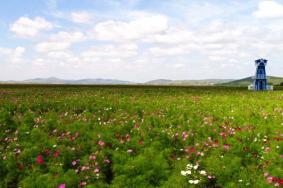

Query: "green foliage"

xmin=0 ymin=85 xmax=282 ymax=187
xmin=112 ymin=144 xmax=170 ymax=187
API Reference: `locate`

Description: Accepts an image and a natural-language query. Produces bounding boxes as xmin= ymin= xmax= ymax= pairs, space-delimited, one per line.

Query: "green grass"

xmin=0 ymin=85 xmax=282 ymax=188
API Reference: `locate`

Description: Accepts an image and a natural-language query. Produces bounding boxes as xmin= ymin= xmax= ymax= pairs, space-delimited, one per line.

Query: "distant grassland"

xmin=0 ymin=85 xmax=282 ymax=187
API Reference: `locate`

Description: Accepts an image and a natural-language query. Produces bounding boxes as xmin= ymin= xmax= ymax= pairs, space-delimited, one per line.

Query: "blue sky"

xmin=1 ymin=0 xmax=283 ymax=81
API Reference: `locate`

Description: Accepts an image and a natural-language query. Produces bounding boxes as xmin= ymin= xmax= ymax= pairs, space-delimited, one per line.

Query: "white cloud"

xmin=14 ymin=47 xmax=26 ymax=57
xmin=71 ymin=11 xmax=93 ymax=24
xmin=92 ymin=13 xmax=168 ymax=42
xmin=0 ymin=46 xmax=25 ymax=57
xmin=253 ymin=0 xmax=283 ymax=18
xmin=145 ymin=28 xmax=194 ymax=44
xmin=0 ymin=46 xmax=25 ymax=63
xmin=0 ymin=47 xmax=12 ymax=56
xmin=47 ymin=51 xmax=80 ymax=66
xmin=10 ymin=17 xmax=53 ymax=38
xmin=81 ymin=43 xmax=138 ymax=61
xmin=149 ymin=44 xmax=197 ymax=57
xmin=36 ymin=42 xmax=70 ymax=52
xmin=35 ymin=31 xmax=85 ymax=52
xmin=145 ymin=19 xmax=280 ymax=63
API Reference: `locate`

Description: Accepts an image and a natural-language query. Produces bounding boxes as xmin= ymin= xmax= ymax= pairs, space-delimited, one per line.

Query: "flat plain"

xmin=0 ymin=85 xmax=282 ymax=187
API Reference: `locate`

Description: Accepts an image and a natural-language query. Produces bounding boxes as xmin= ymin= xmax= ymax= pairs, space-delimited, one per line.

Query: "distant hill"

xmin=2 ymin=76 xmax=283 ymax=86
xmin=71 ymin=79 xmax=134 ymax=85
xmin=145 ymin=79 xmax=234 ymax=85
xmin=1 ymin=77 xmax=134 ymax=85
xmin=0 ymin=78 xmax=234 ymax=85
xmin=23 ymin=77 xmax=66 ymax=84
xmin=223 ymin=76 xmax=283 ymax=86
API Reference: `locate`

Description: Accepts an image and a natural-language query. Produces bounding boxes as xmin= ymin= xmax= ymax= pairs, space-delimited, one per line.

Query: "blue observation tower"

xmin=248 ymin=59 xmax=273 ymax=91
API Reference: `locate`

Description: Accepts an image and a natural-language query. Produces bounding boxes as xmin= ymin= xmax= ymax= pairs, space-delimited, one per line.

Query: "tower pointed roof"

xmin=255 ymin=58 xmax=267 ymax=65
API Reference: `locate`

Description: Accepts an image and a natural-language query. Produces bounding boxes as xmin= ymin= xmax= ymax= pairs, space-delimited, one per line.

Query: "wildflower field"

xmin=0 ymin=85 xmax=282 ymax=188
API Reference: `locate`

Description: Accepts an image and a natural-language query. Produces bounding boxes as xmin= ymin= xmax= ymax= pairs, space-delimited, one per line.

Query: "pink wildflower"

xmin=58 ymin=184 xmax=66 ymax=188
xmin=54 ymin=150 xmax=60 ymax=158
xmin=89 ymin=155 xmax=96 ymax=160
xmin=81 ymin=166 xmax=89 ymax=171
xmin=174 ymin=133 xmax=179 ymax=138
xmin=103 ymin=159 xmax=111 ymax=164
xmin=220 ymin=132 xmax=226 ymax=138
xmin=72 ymin=160 xmax=77 ymax=166
xmin=182 ymin=131 xmax=188 ymax=141
xmin=223 ymin=144 xmax=230 ymax=150
xmin=80 ymin=181 xmax=87 ymax=187
xmin=94 ymin=168 xmax=100 ymax=173
xmin=36 ymin=155 xmax=44 ymax=164
xmin=98 ymin=140 xmax=105 ymax=147
xmin=267 ymin=176 xmax=273 ymax=183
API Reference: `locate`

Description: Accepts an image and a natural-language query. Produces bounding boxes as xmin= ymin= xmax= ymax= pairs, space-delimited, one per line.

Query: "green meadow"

xmin=0 ymin=85 xmax=282 ymax=187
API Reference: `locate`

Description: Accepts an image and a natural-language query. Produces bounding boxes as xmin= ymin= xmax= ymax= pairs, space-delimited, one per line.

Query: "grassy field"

xmin=0 ymin=85 xmax=282 ymax=188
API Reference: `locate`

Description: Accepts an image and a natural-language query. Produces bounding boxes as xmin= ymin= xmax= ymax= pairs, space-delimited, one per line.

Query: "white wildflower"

xmin=193 ymin=180 xmax=200 ymax=184
xmin=181 ymin=171 xmax=187 ymax=176
xmin=181 ymin=170 xmax=191 ymax=176
xmin=200 ymin=170 xmax=207 ymax=176
xmin=186 ymin=164 xmax=193 ymax=169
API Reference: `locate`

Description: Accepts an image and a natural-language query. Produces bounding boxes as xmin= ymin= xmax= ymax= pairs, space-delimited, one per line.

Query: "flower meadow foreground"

xmin=0 ymin=85 xmax=282 ymax=188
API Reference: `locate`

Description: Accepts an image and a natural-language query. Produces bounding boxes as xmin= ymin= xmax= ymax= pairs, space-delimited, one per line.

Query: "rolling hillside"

xmin=0 ymin=78 xmax=234 ymax=85
xmin=0 ymin=77 xmax=134 ymax=85
xmin=145 ymin=79 xmax=234 ymax=85
xmin=1 ymin=77 xmax=283 ymax=86
xmin=223 ymin=76 xmax=283 ymax=86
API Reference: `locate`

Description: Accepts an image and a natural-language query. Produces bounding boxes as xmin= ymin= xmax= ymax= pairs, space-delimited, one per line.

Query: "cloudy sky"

xmin=1 ymin=0 xmax=283 ymax=82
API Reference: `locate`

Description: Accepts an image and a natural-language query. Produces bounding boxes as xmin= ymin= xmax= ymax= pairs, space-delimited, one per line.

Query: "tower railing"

xmin=255 ymin=75 xmax=266 ymax=79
